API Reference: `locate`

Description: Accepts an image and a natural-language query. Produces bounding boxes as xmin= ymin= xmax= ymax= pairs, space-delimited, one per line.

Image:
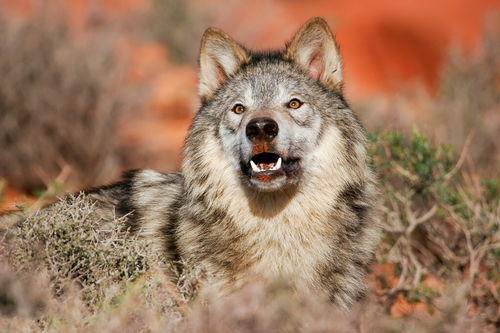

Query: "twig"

xmin=443 ymin=131 xmax=474 ymax=183
xmin=406 ymin=205 xmax=437 ymax=235
xmin=392 ymin=162 xmax=419 ymax=183
xmin=390 ymin=257 xmax=409 ymax=294
xmin=407 ymin=245 xmax=423 ymax=287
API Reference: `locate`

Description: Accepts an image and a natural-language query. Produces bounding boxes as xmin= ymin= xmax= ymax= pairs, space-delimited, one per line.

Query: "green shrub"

xmin=370 ymin=130 xmax=499 ymax=326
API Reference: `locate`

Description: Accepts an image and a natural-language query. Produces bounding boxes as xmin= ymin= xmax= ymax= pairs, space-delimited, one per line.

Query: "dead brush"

xmin=433 ymin=17 xmax=500 ymax=174
xmin=0 ymin=193 xmax=205 ymax=329
xmin=0 ymin=7 xmax=141 ymax=192
xmin=146 ymin=0 xmax=209 ymax=64
xmin=5 ymin=195 xmax=153 ymax=302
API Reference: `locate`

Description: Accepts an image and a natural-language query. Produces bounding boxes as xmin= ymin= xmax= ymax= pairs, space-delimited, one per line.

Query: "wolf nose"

xmin=246 ymin=117 xmax=279 ymax=142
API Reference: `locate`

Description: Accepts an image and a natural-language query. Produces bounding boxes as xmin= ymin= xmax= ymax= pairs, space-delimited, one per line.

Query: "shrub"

xmin=0 ymin=8 xmax=139 ymax=192
xmin=5 ymin=194 xmax=160 ymax=304
xmin=370 ymin=131 xmax=499 ymax=328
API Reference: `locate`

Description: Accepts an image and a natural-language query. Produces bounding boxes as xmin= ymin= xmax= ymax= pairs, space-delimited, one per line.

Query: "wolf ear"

xmin=198 ymin=28 xmax=249 ymax=101
xmin=285 ymin=18 xmax=343 ymax=90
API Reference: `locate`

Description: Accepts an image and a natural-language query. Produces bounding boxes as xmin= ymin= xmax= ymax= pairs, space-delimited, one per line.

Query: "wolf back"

xmin=88 ymin=17 xmax=380 ymax=309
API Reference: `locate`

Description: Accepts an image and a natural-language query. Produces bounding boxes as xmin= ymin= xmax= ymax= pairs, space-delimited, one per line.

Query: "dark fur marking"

xmin=188 ymin=193 xmax=248 ymax=273
xmin=247 ymin=51 xmax=285 ymax=65
xmin=352 ymin=257 xmax=371 ymax=274
xmin=317 ymin=262 xmax=343 ymax=299
xmin=339 ymin=182 xmax=367 ymax=224
xmin=160 ymin=196 xmax=183 ymax=261
xmin=338 ymin=125 xmax=357 ymax=167
xmin=84 ymin=170 xmax=141 ymax=232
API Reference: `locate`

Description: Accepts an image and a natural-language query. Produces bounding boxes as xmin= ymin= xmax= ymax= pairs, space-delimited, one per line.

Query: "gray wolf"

xmin=88 ymin=17 xmax=380 ymax=309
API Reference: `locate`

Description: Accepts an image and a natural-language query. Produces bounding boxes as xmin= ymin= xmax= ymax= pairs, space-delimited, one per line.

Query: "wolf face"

xmin=217 ymin=62 xmax=328 ymax=192
xmin=191 ymin=18 xmax=348 ymax=193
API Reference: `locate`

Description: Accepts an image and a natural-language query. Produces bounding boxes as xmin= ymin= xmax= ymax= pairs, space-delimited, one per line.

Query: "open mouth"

xmin=240 ymin=151 xmax=300 ymax=192
xmin=249 ymin=152 xmax=283 ymax=174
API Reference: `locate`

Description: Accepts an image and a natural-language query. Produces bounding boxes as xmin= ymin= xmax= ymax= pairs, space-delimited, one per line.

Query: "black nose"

xmin=245 ymin=117 xmax=279 ymax=142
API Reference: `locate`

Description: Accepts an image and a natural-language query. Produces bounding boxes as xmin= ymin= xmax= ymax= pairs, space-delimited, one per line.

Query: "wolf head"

xmin=183 ymin=18 xmax=366 ymax=197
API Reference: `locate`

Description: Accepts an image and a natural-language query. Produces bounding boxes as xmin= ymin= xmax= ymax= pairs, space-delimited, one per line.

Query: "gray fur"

xmin=87 ymin=18 xmax=380 ymax=309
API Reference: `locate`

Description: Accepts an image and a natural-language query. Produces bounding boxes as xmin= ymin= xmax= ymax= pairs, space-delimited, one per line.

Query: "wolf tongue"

xmin=259 ymin=163 xmax=275 ymax=170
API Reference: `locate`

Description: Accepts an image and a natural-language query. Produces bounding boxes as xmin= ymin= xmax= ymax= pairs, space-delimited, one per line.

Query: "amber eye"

xmin=232 ymin=104 xmax=245 ymax=114
xmin=288 ymin=98 xmax=303 ymax=109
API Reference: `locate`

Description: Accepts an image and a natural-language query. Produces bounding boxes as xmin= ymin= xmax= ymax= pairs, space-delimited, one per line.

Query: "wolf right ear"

xmin=198 ymin=28 xmax=249 ymax=102
xmin=285 ymin=18 xmax=343 ymax=91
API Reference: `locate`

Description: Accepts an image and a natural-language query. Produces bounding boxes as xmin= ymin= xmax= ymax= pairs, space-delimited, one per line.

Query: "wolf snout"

xmin=245 ymin=117 xmax=279 ymax=143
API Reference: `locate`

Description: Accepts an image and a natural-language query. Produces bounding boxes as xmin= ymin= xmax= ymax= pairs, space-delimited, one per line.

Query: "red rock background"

xmin=205 ymin=0 xmax=498 ymax=96
xmin=3 ymin=0 xmax=497 ymax=94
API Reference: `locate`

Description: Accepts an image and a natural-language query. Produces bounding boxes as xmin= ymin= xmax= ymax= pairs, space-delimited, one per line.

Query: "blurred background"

xmin=0 ymin=0 xmax=498 ymax=208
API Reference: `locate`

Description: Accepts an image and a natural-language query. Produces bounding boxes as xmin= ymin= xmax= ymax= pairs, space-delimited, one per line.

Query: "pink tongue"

xmin=259 ymin=163 xmax=275 ymax=170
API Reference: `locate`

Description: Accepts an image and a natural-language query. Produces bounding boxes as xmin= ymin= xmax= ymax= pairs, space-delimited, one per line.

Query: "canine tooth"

xmin=276 ymin=157 xmax=282 ymax=170
xmin=250 ymin=160 xmax=259 ymax=172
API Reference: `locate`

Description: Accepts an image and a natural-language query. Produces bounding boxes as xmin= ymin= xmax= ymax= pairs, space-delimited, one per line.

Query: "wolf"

xmin=88 ymin=17 xmax=380 ymax=309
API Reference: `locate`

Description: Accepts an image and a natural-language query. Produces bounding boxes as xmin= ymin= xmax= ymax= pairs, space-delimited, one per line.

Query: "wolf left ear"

xmin=198 ymin=28 xmax=249 ymax=101
xmin=285 ymin=18 xmax=343 ymax=91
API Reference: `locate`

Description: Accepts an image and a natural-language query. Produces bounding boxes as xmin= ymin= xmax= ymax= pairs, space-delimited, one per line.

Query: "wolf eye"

xmin=287 ymin=98 xmax=303 ymax=109
xmin=232 ymin=104 xmax=246 ymax=114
